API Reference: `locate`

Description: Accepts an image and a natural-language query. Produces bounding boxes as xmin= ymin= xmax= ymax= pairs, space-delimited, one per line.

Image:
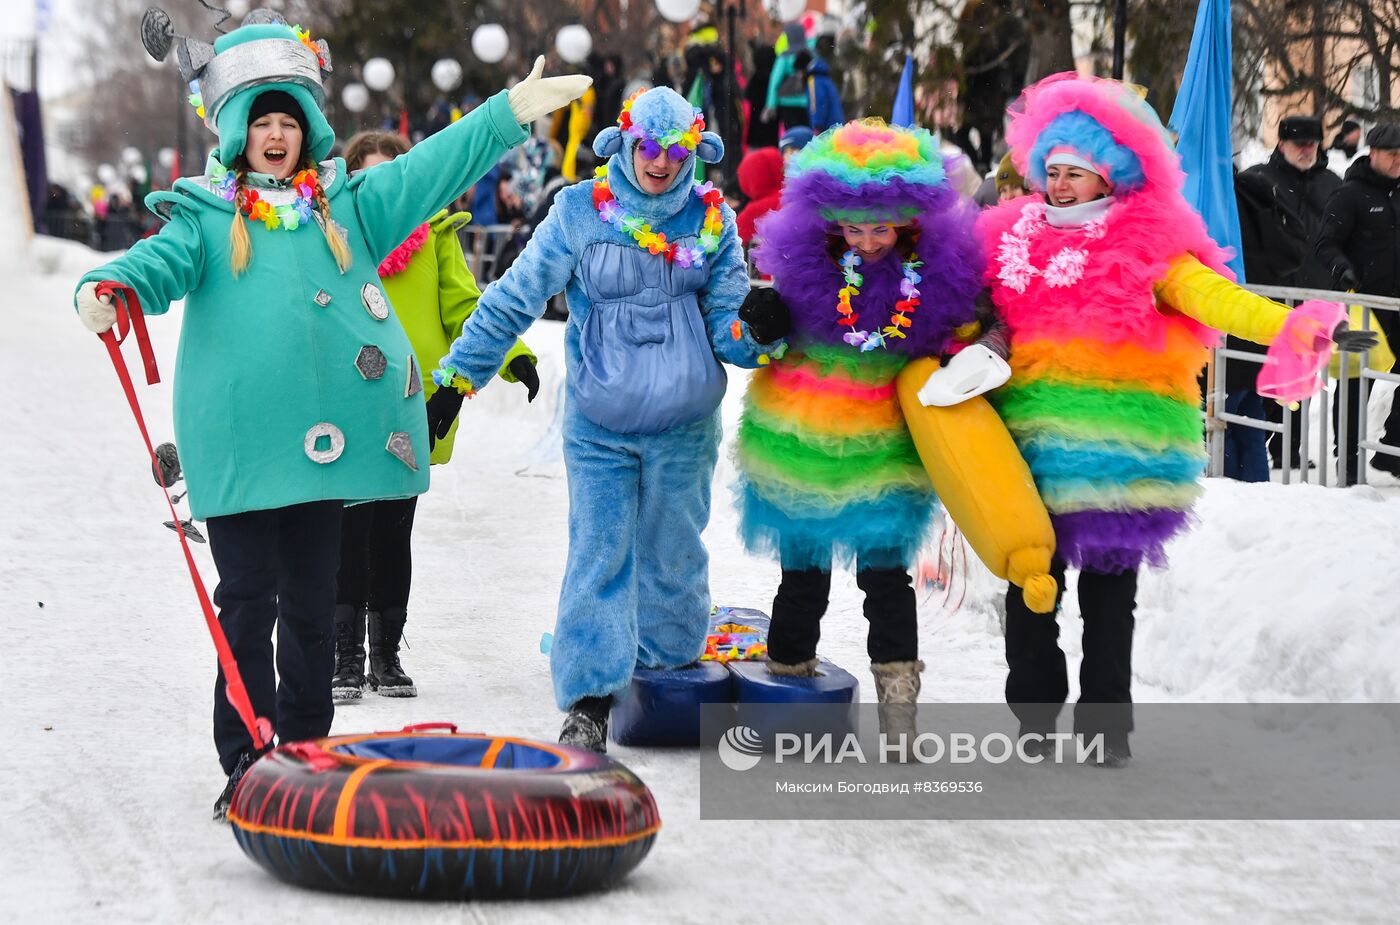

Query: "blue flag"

xmin=891 ymin=55 xmax=914 ymax=128
xmin=1168 ymin=0 xmax=1245 ymax=281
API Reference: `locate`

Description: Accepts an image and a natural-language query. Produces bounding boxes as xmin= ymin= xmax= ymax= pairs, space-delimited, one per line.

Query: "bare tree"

xmin=1236 ymin=0 xmax=1400 ymax=125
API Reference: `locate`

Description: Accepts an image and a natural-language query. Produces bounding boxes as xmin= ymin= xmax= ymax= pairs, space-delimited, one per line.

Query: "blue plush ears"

xmin=696 ymin=131 xmax=724 ymax=164
xmin=593 ymin=126 xmax=624 ymax=159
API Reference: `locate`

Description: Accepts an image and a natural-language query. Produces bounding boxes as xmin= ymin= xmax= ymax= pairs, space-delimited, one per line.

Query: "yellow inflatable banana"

xmin=896 ymin=357 xmax=1058 ymax=613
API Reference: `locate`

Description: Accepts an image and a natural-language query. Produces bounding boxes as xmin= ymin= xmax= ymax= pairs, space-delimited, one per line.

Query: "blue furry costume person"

xmin=433 ymin=87 xmax=780 ymax=748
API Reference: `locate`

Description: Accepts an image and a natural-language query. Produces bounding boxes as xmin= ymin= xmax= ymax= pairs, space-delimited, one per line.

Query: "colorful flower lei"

xmin=211 ymin=163 xmax=322 ymax=231
xmin=835 ymin=249 xmax=923 ymax=352
xmin=618 ymin=90 xmax=706 ymax=161
xmin=592 ymin=166 xmax=724 ymax=267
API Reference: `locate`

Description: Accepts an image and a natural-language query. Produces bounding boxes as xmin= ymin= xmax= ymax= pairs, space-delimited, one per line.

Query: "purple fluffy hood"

xmin=751 ymin=121 xmax=984 ymax=356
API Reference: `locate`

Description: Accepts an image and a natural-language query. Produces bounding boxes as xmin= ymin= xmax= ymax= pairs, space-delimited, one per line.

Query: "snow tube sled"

xmin=896 ymin=357 xmax=1058 ymax=614
xmin=609 ymin=607 xmax=858 ymax=747
xmin=227 ymin=724 xmax=660 ymax=900
xmin=610 ymin=662 xmax=733 ymax=747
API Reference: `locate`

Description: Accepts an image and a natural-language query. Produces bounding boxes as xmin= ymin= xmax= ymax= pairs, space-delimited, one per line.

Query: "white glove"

xmin=917 ymin=344 xmax=1011 ymax=407
xmin=76 ymin=281 xmax=117 ymax=334
xmin=507 ymin=56 xmax=592 ymax=125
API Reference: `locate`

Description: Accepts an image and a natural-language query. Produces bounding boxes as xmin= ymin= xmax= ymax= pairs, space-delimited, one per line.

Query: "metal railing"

xmin=1207 ymin=285 xmax=1399 ymax=487
xmin=457 ymin=223 xmax=529 ymax=284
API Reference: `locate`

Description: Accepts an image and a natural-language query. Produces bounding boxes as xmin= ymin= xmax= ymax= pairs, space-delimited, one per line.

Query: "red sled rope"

xmin=95 ymin=282 xmax=271 ymax=751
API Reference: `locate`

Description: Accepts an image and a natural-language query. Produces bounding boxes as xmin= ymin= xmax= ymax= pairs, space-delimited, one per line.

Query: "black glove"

xmin=738 ymin=287 xmax=791 ymax=344
xmin=508 ymin=355 xmax=540 ymax=402
xmin=425 ymin=386 xmax=465 ymax=448
xmin=1336 ymin=265 xmax=1360 ymax=291
xmin=1332 ymin=319 xmax=1380 ymax=354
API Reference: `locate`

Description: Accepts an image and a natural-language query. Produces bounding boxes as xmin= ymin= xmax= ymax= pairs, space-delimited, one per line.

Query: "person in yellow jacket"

xmin=331 ymin=131 xmax=540 ymax=702
xmin=977 ymin=75 xmax=1375 ymax=766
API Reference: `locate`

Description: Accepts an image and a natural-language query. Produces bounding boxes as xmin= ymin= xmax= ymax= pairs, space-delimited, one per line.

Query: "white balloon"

xmin=157 ymin=147 xmax=176 ymax=169
xmin=97 ymin=163 xmax=118 ymax=185
xmin=656 ymin=0 xmax=702 ymax=22
xmin=341 ymin=82 xmax=369 ymax=113
xmin=362 ymin=57 xmax=396 ymax=92
xmin=471 ymin=24 xmax=509 ymax=64
xmin=555 ymin=25 xmax=592 ymax=65
xmin=121 ymin=146 xmax=143 ymax=166
xmin=225 ymin=0 xmax=250 ymax=18
xmin=431 ymin=58 xmax=462 ymax=93
xmin=775 ymin=0 xmax=807 ymax=21
xmin=130 ymin=164 xmax=149 ymax=184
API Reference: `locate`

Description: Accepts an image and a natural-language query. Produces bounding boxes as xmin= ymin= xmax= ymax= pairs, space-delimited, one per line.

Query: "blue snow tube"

xmin=610 ymin=662 xmax=734 ymax=746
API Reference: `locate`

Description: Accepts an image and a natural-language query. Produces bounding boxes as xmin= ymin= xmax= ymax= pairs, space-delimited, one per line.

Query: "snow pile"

xmin=0 ymin=86 xmax=32 ymax=274
xmin=1137 ymin=479 xmax=1400 ymax=701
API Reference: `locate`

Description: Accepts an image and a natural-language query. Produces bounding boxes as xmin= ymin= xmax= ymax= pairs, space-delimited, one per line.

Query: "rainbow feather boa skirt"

xmin=735 ymin=343 xmax=935 ymax=570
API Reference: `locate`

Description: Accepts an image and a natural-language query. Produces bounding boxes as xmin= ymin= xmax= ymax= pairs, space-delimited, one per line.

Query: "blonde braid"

xmin=308 ymin=155 xmax=352 ymax=273
xmin=227 ymin=167 xmax=252 ymax=277
xmin=316 ymin=186 xmax=353 ymax=273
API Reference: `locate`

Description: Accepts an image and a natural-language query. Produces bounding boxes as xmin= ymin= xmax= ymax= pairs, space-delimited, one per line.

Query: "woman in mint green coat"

xmin=329 ymin=131 xmax=541 ymax=704
xmin=73 ymin=10 xmax=588 ymax=819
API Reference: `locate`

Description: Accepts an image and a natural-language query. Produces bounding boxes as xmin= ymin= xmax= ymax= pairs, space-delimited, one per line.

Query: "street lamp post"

xmin=1112 ymin=0 xmax=1127 ymax=80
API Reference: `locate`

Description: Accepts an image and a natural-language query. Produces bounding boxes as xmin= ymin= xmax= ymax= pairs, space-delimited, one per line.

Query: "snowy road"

xmin=4 ymin=242 xmax=1398 ymax=922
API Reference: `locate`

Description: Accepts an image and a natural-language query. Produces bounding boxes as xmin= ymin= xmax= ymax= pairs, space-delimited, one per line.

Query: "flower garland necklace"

xmin=211 ymin=162 xmax=322 ymax=232
xmin=592 ymin=166 xmax=724 ymax=268
xmin=996 ymin=200 xmax=1107 ymax=294
xmin=835 ymin=249 xmax=923 ymax=352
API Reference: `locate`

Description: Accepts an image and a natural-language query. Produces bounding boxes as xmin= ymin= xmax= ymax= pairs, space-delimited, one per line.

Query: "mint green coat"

xmin=76 ymin=91 xmax=527 ymax=520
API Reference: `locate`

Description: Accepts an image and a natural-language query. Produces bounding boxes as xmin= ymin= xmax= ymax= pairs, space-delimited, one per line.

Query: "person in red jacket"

xmin=736 ymin=146 xmax=784 ymax=248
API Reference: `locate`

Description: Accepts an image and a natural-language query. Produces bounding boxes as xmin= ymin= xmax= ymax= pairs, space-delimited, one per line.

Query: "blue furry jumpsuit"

xmin=439 ymin=89 xmax=779 ymax=710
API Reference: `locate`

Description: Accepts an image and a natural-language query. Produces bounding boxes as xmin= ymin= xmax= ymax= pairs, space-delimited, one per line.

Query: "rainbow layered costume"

xmin=738 ymin=344 xmax=934 ymax=568
xmin=737 ymin=119 xmax=985 ymax=570
xmin=979 ymin=76 xmax=1298 ymax=574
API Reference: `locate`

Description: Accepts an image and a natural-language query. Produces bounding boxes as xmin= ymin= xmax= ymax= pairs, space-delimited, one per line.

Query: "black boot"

xmin=559 ymin=695 xmax=611 ymax=753
xmin=367 ymin=608 xmax=417 ymax=697
xmin=331 ymin=604 xmax=366 ymax=704
xmin=213 ymin=748 xmax=261 ymax=823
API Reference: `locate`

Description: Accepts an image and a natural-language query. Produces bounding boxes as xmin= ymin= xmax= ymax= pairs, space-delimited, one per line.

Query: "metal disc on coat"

xmin=361 ymin=283 xmax=390 ymax=320
xmin=304 ymin=422 xmax=345 ymax=464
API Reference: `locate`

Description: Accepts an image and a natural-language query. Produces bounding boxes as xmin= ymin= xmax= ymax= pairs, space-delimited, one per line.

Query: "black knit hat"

xmin=1367 ymin=123 xmax=1400 ymax=151
xmin=1278 ymin=116 xmax=1322 ymax=143
xmin=246 ymin=90 xmax=308 ymax=134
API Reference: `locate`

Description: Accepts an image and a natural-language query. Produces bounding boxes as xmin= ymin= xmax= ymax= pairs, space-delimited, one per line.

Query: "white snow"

xmin=4 ymin=243 xmax=1399 ymax=922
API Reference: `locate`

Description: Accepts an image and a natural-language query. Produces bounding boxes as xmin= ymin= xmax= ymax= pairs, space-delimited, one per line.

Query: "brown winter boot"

xmin=767 ymin=658 xmax=820 ymax=677
xmin=872 ymin=660 xmax=924 ymax=760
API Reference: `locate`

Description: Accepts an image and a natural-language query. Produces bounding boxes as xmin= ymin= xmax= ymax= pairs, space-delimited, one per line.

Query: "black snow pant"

xmin=336 ymin=496 xmax=418 ymax=612
xmin=205 ymin=500 xmax=343 ymax=775
xmin=768 ymin=550 xmax=918 ymax=665
xmin=1004 ymin=558 xmax=1137 ymax=749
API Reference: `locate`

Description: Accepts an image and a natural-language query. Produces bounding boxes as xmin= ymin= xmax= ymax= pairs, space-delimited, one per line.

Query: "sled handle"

xmin=282 ymin=741 xmax=340 ymax=772
xmin=399 ymin=722 xmax=459 ymax=735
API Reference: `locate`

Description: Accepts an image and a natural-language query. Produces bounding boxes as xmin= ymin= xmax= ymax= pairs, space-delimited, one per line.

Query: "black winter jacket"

xmin=1315 ymin=156 xmax=1400 ymax=298
xmin=1235 ymin=149 xmax=1340 ymax=289
xmin=1226 ymin=151 xmax=1342 ymax=390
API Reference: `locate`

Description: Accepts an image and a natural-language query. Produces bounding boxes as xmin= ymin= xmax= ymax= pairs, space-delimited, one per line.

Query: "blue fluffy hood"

xmin=592 ymin=86 xmax=724 ymax=223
